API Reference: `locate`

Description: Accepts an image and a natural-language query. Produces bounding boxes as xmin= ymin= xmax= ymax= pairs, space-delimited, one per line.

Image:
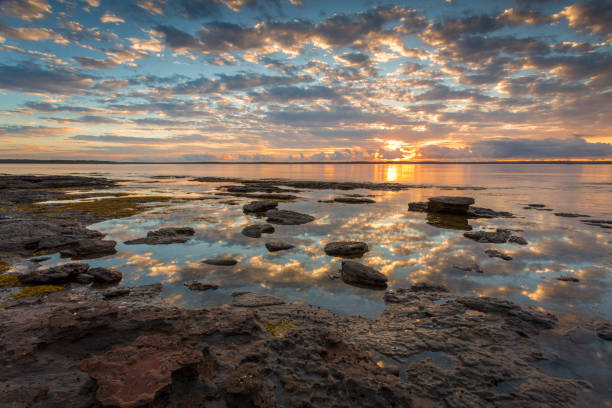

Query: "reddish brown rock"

xmin=79 ymin=334 xmax=202 ymax=408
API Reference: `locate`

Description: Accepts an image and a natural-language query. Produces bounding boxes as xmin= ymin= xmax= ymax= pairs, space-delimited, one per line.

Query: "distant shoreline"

xmin=1 ymin=159 xmax=611 ymax=165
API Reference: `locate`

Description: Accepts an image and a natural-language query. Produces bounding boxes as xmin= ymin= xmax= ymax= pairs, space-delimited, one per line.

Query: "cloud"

xmin=182 ymin=153 xmax=217 ymax=161
xmin=417 ymin=137 xmax=612 ymax=159
xmin=0 ymin=0 xmax=51 ymax=21
xmin=252 ymin=85 xmax=341 ymax=102
xmin=0 ymin=24 xmax=68 ymax=44
xmin=70 ymin=134 xmax=212 ymax=144
xmin=0 ymin=62 xmax=94 ymax=94
xmin=556 ymin=0 xmax=612 ymax=42
xmin=100 ymin=12 xmax=125 ymax=24
xmin=73 ymin=56 xmax=120 ymax=69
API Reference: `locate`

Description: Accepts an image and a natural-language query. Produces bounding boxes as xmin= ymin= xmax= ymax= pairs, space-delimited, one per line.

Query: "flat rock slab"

xmin=125 ymin=227 xmax=195 ymax=245
xmin=452 ymin=262 xmax=484 ymax=273
xmin=243 ymin=200 xmax=278 ymax=213
xmin=184 ymin=280 xmax=219 ymax=291
xmin=241 ymin=224 xmax=275 ymax=238
xmin=340 ymin=260 xmax=387 ymax=288
xmin=265 ymin=209 xmax=315 ymax=225
xmin=324 ymin=241 xmax=369 ymax=257
xmin=428 ymin=196 xmax=475 ymax=215
xmin=19 ymin=263 xmax=90 ymax=284
xmin=265 ymin=241 xmax=295 ymax=252
xmin=333 ymin=197 xmax=376 ymax=204
xmin=554 ymin=213 xmax=590 ymax=218
xmin=59 ymin=239 xmax=117 ymax=260
xmin=231 ymin=291 xmax=285 ymax=307
xmin=79 ymin=334 xmax=203 ymax=408
xmin=557 ymin=276 xmax=580 ymax=282
xmin=464 ymin=229 xmax=528 ymax=245
xmin=485 ymin=248 xmax=513 ymax=261
xmin=202 ymin=258 xmax=238 ymax=266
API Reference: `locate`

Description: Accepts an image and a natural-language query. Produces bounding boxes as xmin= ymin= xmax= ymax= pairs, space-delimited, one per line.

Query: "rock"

xmin=59 ymin=239 xmax=117 ymax=259
xmin=265 ymin=209 xmax=315 ymax=225
xmin=231 ymin=291 xmax=285 ymax=307
xmin=410 ymin=282 xmax=449 ymax=292
xmin=554 ymin=213 xmax=590 ymax=218
xmin=557 ymin=276 xmax=579 ymax=282
xmin=80 ymin=334 xmax=203 ymax=408
xmin=243 ymin=200 xmax=278 ymax=213
xmin=340 ymin=260 xmax=388 ymax=288
xmin=468 ymin=206 xmax=514 ymax=218
xmin=184 ymin=280 xmax=219 ymax=291
xmin=464 ymin=229 xmax=527 ymax=245
xmin=457 ymin=296 xmax=557 ymax=329
xmin=88 ymin=267 xmax=122 ymax=284
xmin=333 ymin=197 xmax=376 ymax=204
xmin=124 ymin=227 xmax=195 ymax=245
xmin=241 ymin=224 xmax=275 ymax=238
xmin=426 ymin=213 xmax=472 ymax=230
xmin=103 ymin=287 xmax=131 ymax=299
xmin=581 ymin=219 xmax=612 ymax=229
xmin=265 ymin=241 xmax=295 ymax=252
xmin=202 ymin=258 xmax=238 ymax=266
xmin=485 ymin=249 xmax=513 ymax=261
xmin=30 ymin=256 xmax=51 ymax=262
xmin=594 ymin=322 xmax=612 ymax=341
xmin=453 ymin=263 xmax=484 ymax=273
xmin=408 ymin=202 xmax=428 ymax=212
xmin=324 ymin=241 xmax=369 ymax=257
xmin=527 ymin=204 xmax=547 ymax=208
xmin=427 ymin=196 xmax=475 ymax=215
xmin=19 ymin=263 xmax=90 ymax=284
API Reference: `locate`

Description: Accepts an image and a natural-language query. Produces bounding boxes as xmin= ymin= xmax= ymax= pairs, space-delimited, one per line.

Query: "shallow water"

xmin=2 ymin=163 xmax=612 ymax=404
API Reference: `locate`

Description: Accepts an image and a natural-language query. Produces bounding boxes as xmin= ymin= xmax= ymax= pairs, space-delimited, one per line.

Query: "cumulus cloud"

xmin=0 ymin=62 xmax=94 ymax=94
xmin=557 ymin=0 xmax=612 ymax=42
xmin=0 ymin=0 xmax=51 ymax=21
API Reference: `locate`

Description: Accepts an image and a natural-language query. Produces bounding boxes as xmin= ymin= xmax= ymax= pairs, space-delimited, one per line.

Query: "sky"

xmin=0 ymin=0 xmax=611 ymax=162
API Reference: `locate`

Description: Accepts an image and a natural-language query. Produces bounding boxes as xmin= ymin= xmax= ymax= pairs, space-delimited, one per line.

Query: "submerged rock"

xmin=59 ymin=239 xmax=117 ymax=259
xmin=485 ymin=248 xmax=513 ymax=261
xmin=184 ymin=280 xmax=219 ymax=291
xmin=557 ymin=276 xmax=580 ymax=282
xmin=324 ymin=241 xmax=369 ymax=257
xmin=594 ymin=322 xmax=612 ymax=341
xmin=426 ymin=212 xmax=472 ymax=230
xmin=243 ymin=200 xmax=278 ymax=213
xmin=340 ymin=260 xmax=388 ymax=288
xmin=265 ymin=209 xmax=315 ymax=225
xmin=80 ymin=334 xmax=203 ymax=408
xmin=231 ymin=291 xmax=285 ymax=307
xmin=464 ymin=229 xmax=528 ymax=245
xmin=452 ymin=262 xmax=484 ymax=273
xmin=265 ymin=241 xmax=295 ymax=252
xmin=202 ymin=258 xmax=238 ymax=266
xmin=427 ymin=196 xmax=475 ymax=214
xmin=333 ymin=197 xmax=376 ymax=204
xmin=241 ymin=224 xmax=275 ymax=238
xmin=125 ymin=227 xmax=195 ymax=245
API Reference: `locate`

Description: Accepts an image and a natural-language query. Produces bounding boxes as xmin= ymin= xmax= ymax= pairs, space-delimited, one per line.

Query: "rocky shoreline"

xmin=0 ymin=175 xmax=610 ymax=407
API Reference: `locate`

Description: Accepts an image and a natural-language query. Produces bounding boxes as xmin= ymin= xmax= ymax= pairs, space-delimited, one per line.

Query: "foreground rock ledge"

xmin=0 ymin=283 xmax=595 ymax=407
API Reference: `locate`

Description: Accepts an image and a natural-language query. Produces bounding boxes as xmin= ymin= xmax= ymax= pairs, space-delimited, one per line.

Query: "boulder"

xmin=324 ymin=241 xmax=369 ymax=257
xmin=243 ymin=200 xmax=278 ymax=213
xmin=19 ymin=263 xmax=90 ymax=284
xmin=241 ymin=224 xmax=275 ymax=238
xmin=485 ymin=249 xmax=513 ymax=261
xmin=59 ymin=239 xmax=117 ymax=259
xmin=333 ymin=197 xmax=376 ymax=204
xmin=427 ymin=196 xmax=475 ymax=215
xmin=340 ymin=260 xmax=387 ymax=288
xmin=202 ymin=258 xmax=238 ymax=266
xmin=125 ymin=227 xmax=195 ymax=245
xmin=184 ymin=281 xmax=219 ymax=291
xmin=88 ymin=267 xmax=122 ymax=283
xmin=265 ymin=209 xmax=315 ymax=225
xmin=79 ymin=334 xmax=202 ymax=408
xmin=265 ymin=241 xmax=295 ymax=252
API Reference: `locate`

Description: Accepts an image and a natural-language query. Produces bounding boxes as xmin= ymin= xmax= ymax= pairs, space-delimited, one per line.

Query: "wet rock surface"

xmin=124 ymin=227 xmax=195 ymax=245
xmin=265 ymin=240 xmax=295 ymax=252
xmin=408 ymin=196 xmax=513 ymax=219
xmin=452 ymin=262 xmax=484 ymax=273
xmin=427 ymin=196 xmax=475 ymax=214
xmin=581 ymin=219 xmax=612 ymax=229
xmin=557 ymin=276 xmax=580 ymax=282
xmin=59 ymin=238 xmax=117 ymax=259
xmin=464 ymin=228 xmax=528 ymax=245
xmin=265 ymin=209 xmax=315 ymax=225
xmin=0 ymin=284 xmax=591 ymax=408
xmin=555 ymin=212 xmax=590 ymax=218
xmin=324 ymin=241 xmax=369 ymax=257
xmin=241 ymin=223 xmax=275 ymax=238
xmin=18 ymin=263 xmax=122 ymax=285
xmin=485 ymin=248 xmax=513 ymax=260
xmin=184 ymin=280 xmax=219 ymax=291
xmin=202 ymin=258 xmax=238 ymax=266
xmin=340 ymin=260 xmax=388 ymax=288
xmin=242 ymin=200 xmax=278 ymax=213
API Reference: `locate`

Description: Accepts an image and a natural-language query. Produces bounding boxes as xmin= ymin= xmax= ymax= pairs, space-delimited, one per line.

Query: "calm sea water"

xmin=2 ymin=163 xmax=611 ymax=402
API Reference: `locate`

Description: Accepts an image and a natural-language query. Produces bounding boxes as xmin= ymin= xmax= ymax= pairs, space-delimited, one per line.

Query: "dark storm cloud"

xmin=0 ymin=62 xmax=95 ymax=94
